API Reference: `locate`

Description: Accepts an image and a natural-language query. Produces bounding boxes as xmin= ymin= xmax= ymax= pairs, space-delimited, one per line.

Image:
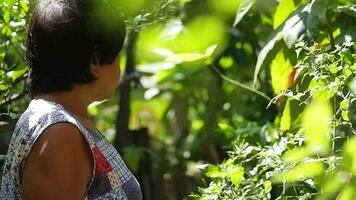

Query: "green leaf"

xmin=253 ymin=0 xmax=328 ymax=86
xmin=4 ymin=10 xmax=10 ymax=23
xmin=282 ymin=147 xmax=311 ymax=164
xmin=273 ymin=161 xmax=325 ymax=183
xmin=4 ymin=0 xmax=16 ymax=7
xmin=263 ymin=180 xmax=272 ymax=193
xmin=329 ymin=64 xmax=341 ymax=74
xmin=342 ymin=110 xmax=350 ymax=121
xmin=166 ymin=53 xmax=207 ymax=63
xmin=270 ymin=50 xmax=293 ymax=94
xmin=338 ymin=185 xmax=356 ymax=200
xmin=205 ymin=165 xmax=225 ymax=179
xmin=273 ymin=0 xmax=296 ymax=29
xmin=340 ymin=99 xmax=349 ymax=110
xmin=19 ymin=0 xmax=29 ymax=13
xmin=0 ymin=84 xmax=8 ymax=91
xmin=0 ymin=51 xmax=5 ymax=63
xmin=280 ymin=99 xmax=291 ymax=131
xmin=253 ymin=34 xmax=284 ymax=87
xmin=233 ymin=0 xmax=256 ymax=27
xmin=227 ymin=166 xmax=244 ymax=186
xmin=12 ymin=66 xmax=27 ymax=81
xmin=302 ymin=99 xmax=332 ymax=154
xmin=342 ymin=137 xmax=356 ymax=174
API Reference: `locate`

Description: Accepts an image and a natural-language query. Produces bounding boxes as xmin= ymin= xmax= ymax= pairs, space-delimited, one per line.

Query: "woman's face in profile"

xmin=91 ymin=56 xmax=121 ymax=100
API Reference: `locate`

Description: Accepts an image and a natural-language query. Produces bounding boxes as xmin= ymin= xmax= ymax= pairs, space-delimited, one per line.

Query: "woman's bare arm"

xmin=22 ymin=123 xmax=93 ymax=200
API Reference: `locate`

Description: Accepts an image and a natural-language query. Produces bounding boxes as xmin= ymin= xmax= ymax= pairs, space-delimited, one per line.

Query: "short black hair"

xmin=26 ymin=0 xmax=126 ymax=96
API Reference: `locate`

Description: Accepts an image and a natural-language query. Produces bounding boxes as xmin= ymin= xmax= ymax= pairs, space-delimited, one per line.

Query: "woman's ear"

xmin=90 ymin=63 xmax=100 ymax=77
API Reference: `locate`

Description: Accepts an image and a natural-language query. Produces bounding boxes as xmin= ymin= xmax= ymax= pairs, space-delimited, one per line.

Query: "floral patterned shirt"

xmin=0 ymin=99 xmax=142 ymax=200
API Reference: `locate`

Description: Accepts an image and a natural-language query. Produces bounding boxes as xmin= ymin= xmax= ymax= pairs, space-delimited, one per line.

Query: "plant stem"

xmin=210 ymin=64 xmax=272 ymax=102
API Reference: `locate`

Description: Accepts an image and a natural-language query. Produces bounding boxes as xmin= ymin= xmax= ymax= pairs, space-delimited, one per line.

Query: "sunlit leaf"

xmin=273 ymin=161 xmax=325 ymax=183
xmin=338 ymin=185 xmax=356 ymax=200
xmin=282 ymin=147 xmax=311 ymax=164
xmin=263 ymin=180 xmax=272 ymax=193
xmin=205 ymin=165 xmax=225 ymax=179
xmin=254 ymin=0 xmax=328 ymax=86
xmin=342 ymin=137 xmax=356 ymax=174
xmin=0 ymin=84 xmax=8 ymax=91
xmin=208 ymin=0 xmax=241 ymax=18
xmin=273 ymin=0 xmax=296 ymax=29
xmin=270 ymin=50 xmax=293 ymax=94
xmin=227 ymin=166 xmax=244 ymax=186
xmin=280 ymin=99 xmax=291 ymax=131
xmin=302 ymin=99 xmax=332 ymax=154
xmin=174 ymin=16 xmax=228 ymax=54
xmin=12 ymin=66 xmax=27 ymax=81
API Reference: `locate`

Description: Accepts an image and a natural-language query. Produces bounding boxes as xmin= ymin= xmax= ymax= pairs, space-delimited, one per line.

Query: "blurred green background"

xmin=1 ymin=0 xmax=356 ymax=199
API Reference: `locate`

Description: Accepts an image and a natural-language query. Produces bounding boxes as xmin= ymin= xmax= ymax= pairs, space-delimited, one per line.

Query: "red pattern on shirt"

xmin=93 ymin=146 xmax=113 ymax=174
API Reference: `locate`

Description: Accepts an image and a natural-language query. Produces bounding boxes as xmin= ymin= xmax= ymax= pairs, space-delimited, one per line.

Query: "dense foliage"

xmin=191 ymin=0 xmax=356 ymax=199
xmin=0 ymin=0 xmax=355 ymax=199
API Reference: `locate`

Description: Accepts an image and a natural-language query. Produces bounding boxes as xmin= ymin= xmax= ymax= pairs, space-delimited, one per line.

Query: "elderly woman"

xmin=0 ymin=0 xmax=142 ymax=199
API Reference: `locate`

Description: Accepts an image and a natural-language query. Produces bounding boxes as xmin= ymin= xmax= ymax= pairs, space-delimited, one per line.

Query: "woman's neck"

xmin=34 ymin=90 xmax=94 ymax=121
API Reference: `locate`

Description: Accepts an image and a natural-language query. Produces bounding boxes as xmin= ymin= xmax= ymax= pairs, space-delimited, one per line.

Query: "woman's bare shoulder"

xmin=22 ymin=122 xmax=93 ymax=200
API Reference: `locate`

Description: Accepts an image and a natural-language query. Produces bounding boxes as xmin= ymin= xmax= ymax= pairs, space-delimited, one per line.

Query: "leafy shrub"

xmin=192 ymin=39 xmax=356 ymax=199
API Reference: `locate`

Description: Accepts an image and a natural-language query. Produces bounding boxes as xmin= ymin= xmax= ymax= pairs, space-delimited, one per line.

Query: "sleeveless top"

xmin=0 ymin=99 xmax=142 ymax=200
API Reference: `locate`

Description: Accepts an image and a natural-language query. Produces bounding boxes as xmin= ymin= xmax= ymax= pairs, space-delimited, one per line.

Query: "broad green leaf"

xmin=205 ymin=165 xmax=225 ymax=179
xmin=136 ymin=23 xmax=168 ymax=62
xmin=254 ymin=1 xmax=328 ymax=86
xmin=4 ymin=0 xmax=16 ymax=7
xmin=273 ymin=161 xmax=325 ymax=183
xmin=166 ymin=53 xmax=206 ymax=63
xmin=340 ymin=99 xmax=350 ymax=110
xmin=270 ymin=50 xmax=293 ymax=94
xmin=302 ymin=99 xmax=332 ymax=154
xmin=233 ymin=0 xmax=256 ymax=27
xmin=174 ymin=16 xmax=227 ymax=54
xmin=19 ymin=0 xmax=29 ymax=13
xmin=218 ymin=122 xmax=235 ymax=133
xmin=165 ymin=45 xmax=217 ymax=63
xmin=4 ymin=10 xmax=10 ymax=23
xmin=338 ymin=185 xmax=355 ymax=200
xmin=253 ymin=33 xmax=284 ymax=87
xmin=263 ymin=180 xmax=272 ymax=193
xmin=12 ymin=66 xmax=27 ymax=81
xmin=342 ymin=137 xmax=356 ymax=174
xmin=341 ymin=110 xmax=350 ymax=121
xmin=208 ymin=0 xmax=241 ymax=18
xmin=0 ymin=84 xmax=8 ymax=91
xmin=273 ymin=0 xmax=296 ymax=29
xmin=280 ymin=99 xmax=291 ymax=131
xmin=227 ymin=166 xmax=244 ymax=186
xmin=282 ymin=147 xmax=311 ymax=164
xmin=316 ymin=173 xmax=345 ymax=200
xmin=137 ymin=62 xmax=175 ymax=73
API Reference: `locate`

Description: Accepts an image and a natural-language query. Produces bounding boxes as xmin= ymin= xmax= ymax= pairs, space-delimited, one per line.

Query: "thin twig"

xmin=210 ymin=64 xmax=272 ymax=102
xmin=0 ymin=90 xmax=28 ymax=107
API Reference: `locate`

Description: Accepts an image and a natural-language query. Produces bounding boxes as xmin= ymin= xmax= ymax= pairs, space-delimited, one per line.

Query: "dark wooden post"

xmin=114 ymin=30 xmax=138 ymax=152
